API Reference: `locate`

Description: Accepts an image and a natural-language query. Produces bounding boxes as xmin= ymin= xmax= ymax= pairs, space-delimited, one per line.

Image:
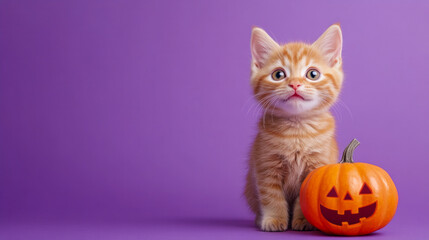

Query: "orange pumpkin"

xmin=300 ymin=139 xmax=398 ymax=235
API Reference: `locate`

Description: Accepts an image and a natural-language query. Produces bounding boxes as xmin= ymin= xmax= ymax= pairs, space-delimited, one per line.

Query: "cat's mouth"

xmin=282 ymin=93 xmax=306 ymax=102
xmin=320 ymin=201 xmax=377 ymax=226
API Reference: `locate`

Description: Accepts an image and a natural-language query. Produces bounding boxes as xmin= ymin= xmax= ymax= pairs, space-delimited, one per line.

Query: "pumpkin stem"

xmin=340 ymin=139 xmax=360 ymax=163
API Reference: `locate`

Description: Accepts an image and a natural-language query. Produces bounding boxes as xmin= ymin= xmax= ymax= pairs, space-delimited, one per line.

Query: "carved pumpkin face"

xmin=300 ymin=140 xmax=398 ymax=235
xmin=321 ymin=183 xmax=376 ymax=226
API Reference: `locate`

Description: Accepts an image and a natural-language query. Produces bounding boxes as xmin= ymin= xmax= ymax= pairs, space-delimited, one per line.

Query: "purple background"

xmin=1 ymin=0 xmax=429 ymax=239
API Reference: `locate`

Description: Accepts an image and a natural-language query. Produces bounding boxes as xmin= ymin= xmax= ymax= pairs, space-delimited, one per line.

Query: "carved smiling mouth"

xmin=320 ymin=201 xmax=377 ymax=226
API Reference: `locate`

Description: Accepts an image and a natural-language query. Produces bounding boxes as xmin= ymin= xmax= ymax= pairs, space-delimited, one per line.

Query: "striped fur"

xmin=245 ymin=24 xmax=344 ymax=231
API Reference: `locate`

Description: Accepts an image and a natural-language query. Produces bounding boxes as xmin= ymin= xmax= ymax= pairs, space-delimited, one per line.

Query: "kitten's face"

xmin=250 ymin=25 xmax=344 ymax=117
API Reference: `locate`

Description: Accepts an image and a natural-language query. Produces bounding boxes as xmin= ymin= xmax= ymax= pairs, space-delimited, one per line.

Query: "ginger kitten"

xmin=244 ymin=24 xmax=344 ymax=231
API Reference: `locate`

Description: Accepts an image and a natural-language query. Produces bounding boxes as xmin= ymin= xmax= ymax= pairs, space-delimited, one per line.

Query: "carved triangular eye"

xmin=327 ymin=187 xmax=338 ymax=197
xmin=344 ymin=192 xmax=353 ymax=200
xmin=359 ymin=183 xmax=372 ymax=194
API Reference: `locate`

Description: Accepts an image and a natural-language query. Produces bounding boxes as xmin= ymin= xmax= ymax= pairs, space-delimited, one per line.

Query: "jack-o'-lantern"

xmin=300 ymin=139 xmax=398 ymax=235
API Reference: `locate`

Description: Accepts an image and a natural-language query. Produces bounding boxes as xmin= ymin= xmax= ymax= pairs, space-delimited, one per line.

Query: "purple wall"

xmin=1 ymin=0 xmax=429 ymax=224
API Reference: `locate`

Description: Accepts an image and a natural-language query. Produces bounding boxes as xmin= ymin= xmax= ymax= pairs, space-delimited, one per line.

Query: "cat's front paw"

xmin=258 ymin=216 xmax=288 ymax=232
xmin=291 ymin=217 xmax=317 ymax=231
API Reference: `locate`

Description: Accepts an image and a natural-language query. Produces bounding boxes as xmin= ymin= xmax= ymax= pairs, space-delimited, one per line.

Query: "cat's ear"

xmin=312 ymin=24 xmax=343 ymax=67
xmin=251 ymin=27 xmax=279 ymax=69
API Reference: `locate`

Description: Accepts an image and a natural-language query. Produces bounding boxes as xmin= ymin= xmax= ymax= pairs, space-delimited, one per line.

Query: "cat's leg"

xmin=292 ymin=142 xmax=337 ymax=231
xmin=244 ymin=169 xmax=259 ymax=215
xmin=291 ymin=196 xmax=317 ymax=231
xmin=257 ymin=182 xmax=288 ymax=231
xmin=256 ymin=165 xmax=288 ymax=232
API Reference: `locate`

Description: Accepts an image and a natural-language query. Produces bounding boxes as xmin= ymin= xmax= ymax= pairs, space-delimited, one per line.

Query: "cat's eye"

xmin=271 ymin=69 xmax=286 ymax=81
xmin=306 ymin=69 xmax=321 ymax=81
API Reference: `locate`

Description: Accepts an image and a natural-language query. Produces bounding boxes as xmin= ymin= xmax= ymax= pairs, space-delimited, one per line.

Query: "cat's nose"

xmin=288 ymin=84 xmax=301 ymax=90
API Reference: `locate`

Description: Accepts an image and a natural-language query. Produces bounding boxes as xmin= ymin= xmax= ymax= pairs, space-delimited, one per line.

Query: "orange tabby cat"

xmin=244 ymin=24 xmax=344 ymax=231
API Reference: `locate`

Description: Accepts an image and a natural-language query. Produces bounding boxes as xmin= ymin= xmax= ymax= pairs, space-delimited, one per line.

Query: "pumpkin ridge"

xmin=319 ymin=165 xmax=337 ymax=233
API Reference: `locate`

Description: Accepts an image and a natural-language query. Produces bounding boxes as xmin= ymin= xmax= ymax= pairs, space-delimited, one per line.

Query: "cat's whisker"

xmin=254 ymin=98 xmax=273 ymax=119
xmin=262 ymin=98 xmax=278 ymax=128
xmin=247 ymin=93 xmax=276 ymax=117
xmin=248 ymin=89 xmax=285 ymax=118
xmin=260 ymin=97 xmax=275 ymax=124
xmin=317 ymin=95 xmax=343 ymax=121
xmin=244 ymin=91 xmax=274 ymax=116
xmin=317 ymin=93 xmax=353 ymax=120
xmin=333 ymin=98 xmax=353 ymax=119
xmin=271 ymin=99 xmax=281 ymax=123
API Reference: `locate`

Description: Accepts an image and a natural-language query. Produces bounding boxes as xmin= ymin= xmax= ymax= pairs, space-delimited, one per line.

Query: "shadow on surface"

xmin=138 ymin=218 xmax=385 ymax=238
xmin=171 ymin=218 xmax=384 ymax=237
xmin=171 ymin=218 xmax=255 ymax=229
